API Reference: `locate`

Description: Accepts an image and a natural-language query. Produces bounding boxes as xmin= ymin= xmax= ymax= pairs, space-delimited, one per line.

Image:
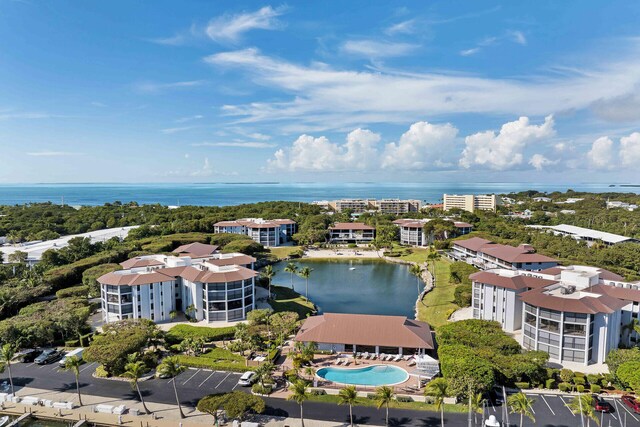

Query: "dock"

xmin=7 ymin=413 xmax=31 ymax=427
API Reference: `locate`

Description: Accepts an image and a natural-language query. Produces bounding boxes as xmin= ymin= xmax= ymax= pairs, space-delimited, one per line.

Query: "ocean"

xmin=0 ymin=182 xmax=635 ymax=207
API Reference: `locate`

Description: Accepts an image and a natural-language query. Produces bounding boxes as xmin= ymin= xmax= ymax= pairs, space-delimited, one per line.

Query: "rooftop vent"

xmin=560 ymin=285 xmax=576 ymax=295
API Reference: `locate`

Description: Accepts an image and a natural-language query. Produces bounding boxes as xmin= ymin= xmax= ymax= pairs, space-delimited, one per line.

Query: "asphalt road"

xmin=2 ymin=361 xmax=639 ymax=427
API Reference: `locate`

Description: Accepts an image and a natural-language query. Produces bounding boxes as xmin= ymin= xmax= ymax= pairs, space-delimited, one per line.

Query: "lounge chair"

xmin=113 ymin=405 xmax=127 ymax=415
xmin=21 ymin=396 xmax=40 ymax=405
xmin=343 ymin=360 xmax=350 ymax=366
xmin=393 ymin=354 xmax=402 ymax=362
xmin=356 ymin=352 xmax=362 ymax=358
xmin=403 ymin=355 xmax=412 ymax=361
xmin=379 ymin=353 xmax=387 ymax=360
xmin=362 ymin=352 xmax=369 ymax=359
xmin=408 ymin=360 xmax=416 ymax=367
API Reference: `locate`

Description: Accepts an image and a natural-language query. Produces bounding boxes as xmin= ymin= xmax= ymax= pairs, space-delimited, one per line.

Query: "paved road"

xmin=2 ymin=361 xmax=639 ymax=426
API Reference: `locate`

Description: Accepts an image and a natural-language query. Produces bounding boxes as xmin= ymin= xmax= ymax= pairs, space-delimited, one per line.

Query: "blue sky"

xmin=2 ymin=0 xmax=640 ymax=183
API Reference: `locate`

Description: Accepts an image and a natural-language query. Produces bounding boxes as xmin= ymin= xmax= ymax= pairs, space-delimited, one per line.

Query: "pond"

xmin=272 ymin=259 xmax=421 ymax=318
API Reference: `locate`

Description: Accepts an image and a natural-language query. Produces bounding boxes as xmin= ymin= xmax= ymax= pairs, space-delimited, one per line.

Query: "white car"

xmin=237 ymin=371 xmax=257 ymax=387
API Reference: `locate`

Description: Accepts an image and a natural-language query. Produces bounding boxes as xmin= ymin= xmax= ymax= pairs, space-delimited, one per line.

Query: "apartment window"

xmin=150 ymin=303 xmax=154 ymax=310
xmin=525 ymin=313 xmax=537 ymax=327
xmin=564 ymin=312 xmax=588 ymax=324
xmin=563 ymin=336 xmax=586 ymax=349
xmin=564 ymin=323 xmax=586 ymax=336
xmin=539 ymin=308 xmax=561 ymax=321
xmin=538 ymin=331 xmax=560 ymax=346
xmin=539 ymin=318 xmax=560 ymax=333
xmin=563 ymin=349 xmax=585 ymax=363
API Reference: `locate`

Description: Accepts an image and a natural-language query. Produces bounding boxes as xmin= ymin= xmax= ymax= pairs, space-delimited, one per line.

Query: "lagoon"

xmin=273 ymin=259 xmax=420 ymax=318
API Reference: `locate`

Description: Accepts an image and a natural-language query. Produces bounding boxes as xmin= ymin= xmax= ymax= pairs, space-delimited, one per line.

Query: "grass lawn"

xmin=269 ymin=246 xmax=302 ymax=260
xmin=270 ymin=285 xmax=315 ymax=319
xmin=176 ymin=347 xmax=253 ymax=372
xmin=165 ymin=324 xmax=236 ymax=344
xmin=397 ymin=247 xmax=431 ymax=264
xmin=306 ymin=394 xmax=468 ymax=413
xmin=417 ymin=258 xmax=460 ymax=329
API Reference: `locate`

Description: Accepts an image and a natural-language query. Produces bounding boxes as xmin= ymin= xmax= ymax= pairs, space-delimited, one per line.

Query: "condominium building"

xmin=317 ymin=199 xmax=422 ymax=214
xmin=443 ymin=194 xmax=500 ymax=213
xmin=98 ymin=242 xmax=257 ymax=324
xmin=328 ymin=222 xmax=376 ymax=244
xmin=451 ymin=237 xmax=558 ymax=271
xmin=393 ymin=218 xmax=473 ymax=246
xmin=213 ymin=218 xmax=297 ymax=247
xmin=332 ymin=199 xmax=370 ymax=213
xmin=470 ymin=265 xmax=640 ymax=366
xmin=372 ymin=199 xmax=422 ymax=214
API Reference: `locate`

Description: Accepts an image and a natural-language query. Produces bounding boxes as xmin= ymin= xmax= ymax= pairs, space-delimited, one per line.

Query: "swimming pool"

xmin=316 ymin=365 xmax=409 ymax=386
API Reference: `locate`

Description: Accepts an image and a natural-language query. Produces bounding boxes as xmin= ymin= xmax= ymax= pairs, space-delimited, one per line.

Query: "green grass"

xmin=166 ymin=324 xmax=236 ymax=344
xmin=269 ymin=246 xmax=302 ymax=260
xmin=397 ymin=247 xmax=431 ymax=264
xmin=270 ymin=285 xmax=315 ymax=319
xmin=417 ymin=258 xmax=460 ymax=329
xmin=306 ymin=394 xmax=468 ymax=413
xmin=176 ymin=347 xmax=253 ymax=372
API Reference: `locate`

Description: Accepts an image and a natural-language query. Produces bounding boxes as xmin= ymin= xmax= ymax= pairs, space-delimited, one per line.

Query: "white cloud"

xmin=161 ymin=126 xmax=197 ymax=134
xmin=134 ymin=80 xmax=206 ymax=94
xmin=529 ymin=154 xmax=556 ymax=170
xmin=341 ymin=40 xmax=419 ymax=58
xmin=460 ymin=48 xmax=481 ymax=56
xmin=192 ymin=141 xmax=276 ymax=148
xmin=90 ymin=101 xmax=107 ymax=108
xmin=508 ymin=30 xmax=527 ymax=45
xmin=587 ymin=136 xmax=615 ymax=169
xmin=148 ymin=24 xmax=200 ymax=46
xmin=592 ymin=92 xmax=640 ymax=122
xmin=191 ymin=157 xmax=213 ymax=177
xmin=0 ymin=112 xmax=53 ymax=120
xmin=384 ymin=20 xmax=416 ymax=35
xmin=206 ymin=6 xmax=285 ymax=43
xmin=459 ymin=115 xmax=555 ymax=170
xmin=620 ymin=132 xmax=640 ymax=167
xmin=382 ymin=121 xmax=458 ymax=170
xmin=343 ymin=129 xmax=381 ymax=170
xmin=26 ymin=151 xmax=83 ymax=157
xmin=175 ymin=115 xmax=203 ymax=123
xmin=205 ymin=45 xmax=640 ymax=132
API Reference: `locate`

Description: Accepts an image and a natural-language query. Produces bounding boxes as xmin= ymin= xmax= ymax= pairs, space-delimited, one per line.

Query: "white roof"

xmin=529 ymin=224 xmax=638 ymax=244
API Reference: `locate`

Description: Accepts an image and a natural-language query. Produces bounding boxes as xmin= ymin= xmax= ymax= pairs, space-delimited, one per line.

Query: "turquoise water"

xmin=0 ymin=182 xmax=633 ymax=206
xmin=317 ymin=365 xmax=409 ymax=386
xmin=273 ymin=259 xmax=420 ymax=317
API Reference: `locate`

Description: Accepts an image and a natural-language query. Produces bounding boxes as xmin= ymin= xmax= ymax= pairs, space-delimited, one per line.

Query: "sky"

xmin=1 ymin=0 xmax=640 ymax=184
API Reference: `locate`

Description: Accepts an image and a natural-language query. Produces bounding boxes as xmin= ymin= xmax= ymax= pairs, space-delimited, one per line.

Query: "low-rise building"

xmin=527 ymin=224 xmax=640 ymax=246
xmin=328 ymin=222 xmax=375 ymax=244
xmin=443 ymin=194 xmax=500 ymax=213
xmin=213 ymin=218 xmax=297 ymax=247
xmin=607 ymin=201 xmax=638 ymax=211
xmin=372 ymin=199 xmax=422 ymax=214
xmin=316 ymin=199 xmax=423 ymax=214
xmin=393 ymin=218 xmax=473 ymax=246
xmin=98 ymin=243 xmax=257 ymax=324
xmin=533 ymin=197 xmax=552 ymax=203
xmin=451 ymin=237 xmax=558 ymax=271
xmin=470 ymin=265 xmax=640 ymax=366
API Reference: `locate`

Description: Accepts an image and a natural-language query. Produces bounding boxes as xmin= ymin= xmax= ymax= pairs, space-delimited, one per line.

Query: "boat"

xmin=0 ymin=416 xmax=10 ymax=427
xmin=349 ymin=267 xmax=356 ymax=270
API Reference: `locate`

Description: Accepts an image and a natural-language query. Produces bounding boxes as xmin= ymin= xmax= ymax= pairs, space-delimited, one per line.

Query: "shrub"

xmin=175 ymin=356 xmax=254 ymax=372
xmin=573 ymin=371 xmax=585 ymax=378
xmin=591 ymin=384 xmax=602 ymax=393
xmin=558 ymin=382 xmax=572 ymax=392
xmin=453 ymin=284 xmax=473 ymax=307
xmin=576 ymin=385 xmax=585 ymax=393
xmin=267 ymin=348 xmax=281 ymax=363
xmin=396 ymin=396 xmax=413 ymax=403
xmin=587 ymin=374 xmax=601 ymax=385
xmin=251 ymin=383 xmax=272 ymax=395
xmin=559 ymin=369 xmax=574 ymax=383
xmin=514 ymin=382 xmax=530 ymax=390
xmin=94 ymin=365 xmax=109 ymax=378
xmin=366 ymin=393 xmax=376 ymax=400
xmin=545 ymin=379 xmax=556 ymax=389
xmin=546 ymin=368 xmax=558 ymax=380
xmin=56 ymin=285 xmax=90 ymax=299
xmin=309 ymin=388 xmax=326 ymax=396
xmin=82 ymin=263 xmax=122 ymax=295
xmin=573 ymin=377 xmax=586 ymax=386
xmin=347 ymin=243 xmax=357 ymax=248
xmin=165 ymin=324 xmax=236 ymax=344
xmin=222 ymin=239 xmax=264 ymax=255
xmin=602 ymin=373 xmax=615 ymax=387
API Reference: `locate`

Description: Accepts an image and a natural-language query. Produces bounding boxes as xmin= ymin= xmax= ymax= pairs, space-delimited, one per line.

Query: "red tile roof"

xmin=470 ymin=271 xmax=557 ymax=290
xmin=585 ymin=284 xmax=640 ymax=304
xmin=173 ymin=242 xmax=219 ymax=258
xmin=119 ymin=258 xmax=164 ymax=269
xmin=480 ymin=245 xmax=558 ymax=263
xmin=453 ymin=237 xmax=493 ymax=252
xmin=519 ymin=287 xmax=627 ymax=314
xmin=329 ymin=222 xmax=375 ymax=231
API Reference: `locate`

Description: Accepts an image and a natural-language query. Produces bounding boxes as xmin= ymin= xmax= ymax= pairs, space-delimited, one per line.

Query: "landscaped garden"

xmin=417 ymin=259 xmax=460 ymax=328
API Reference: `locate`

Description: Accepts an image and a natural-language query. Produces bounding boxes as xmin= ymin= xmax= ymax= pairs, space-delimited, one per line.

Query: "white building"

xmin=606 ymin=201 xmax=638 ymax=211
xmin=451 ymin=237 xmax=558 ymax=271
xmin=393 ymin=218 xmax=473 ymax=246
xmin=533 ymin=197 xmax=552 ymax=203
xmin=98 ymin=242 xmax=257 ymax=324
xmin=527 ymin=224 xmax=640 ymax=246
xmin=213 ymin=218 xmax=297 ymax=247
xmin=443 ymin=194 xmax=500 ymax=213
xmin=328 ymin=222 xmax=375 ymax=244
xmin=318 ymin=199 xmax=422 ymax=214
xmin=470 ymin=265 xmax=639 ymax=366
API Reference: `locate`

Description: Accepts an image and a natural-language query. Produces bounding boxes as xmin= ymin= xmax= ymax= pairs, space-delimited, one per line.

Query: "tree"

xmin=284 ymin=262 xmax=298 ymax=290
xmin=157 ymin=356 xmax=186 ymax=418
xmin=263 ymin=265 xmax=276 ymax=300
xmin=616 ymin=361 xmax=640 ymax=392
xmin=508 ymin=392 xmax=535 ymax=427
xmin=7 ymin=251 xmax=27 ymax=265
xmin=60 ymin=355 xmax=83 ymax=406
xmin=427 ymin=249 xmax=441 ymax=283
xmin=566 ymin=394 xmax=599 ymax=427
xmin=425 ymin=378 xmax=449 ymax=427
xmin=469 ymin=392 xmax=484 ymax=427
xmin=288 ymin=380 xmax=309 ymax=427
xmin=0 ymin=343 xmax=16 ymax=396
xmin=374 ymin=386 xmax=394 ymax=426
xmin=409 ymin=263 xmax=424 ymax=296
xmin=297 ymin=267 xmax=313 ymax=301
xmin=123 ymin=360 xmax=151 ymax=414
xmin=198 ymin=392 xmax=265 ymax=424
xmin=254 ymin=361 xmax=275 ymax=388
xmin=270 ymin=311 xmax=299 ymax=344
xmin=338 ymin=385 xmax=358 ymax=427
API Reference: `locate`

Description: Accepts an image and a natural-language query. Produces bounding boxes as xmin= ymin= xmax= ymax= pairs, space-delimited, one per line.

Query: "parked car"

xmin=592 ymin=395 xmax=613 ymax=413
xmin=34 ymin=349 xmax=62 ymax=365
xmin=17 ymin=349 xmax=42 ymax=363
xmin=622 ymin=395 xmax=640 ymax=413
xmin=237 ymin=371 xmax=257 ymax=386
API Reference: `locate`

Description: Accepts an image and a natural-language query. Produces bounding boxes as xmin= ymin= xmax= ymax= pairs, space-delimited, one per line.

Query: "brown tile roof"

xmin=585 ymin=284 xmax=640 ymax=304
xmin=519 ymin=287 xmax=627 ymax=314
xmin=179 ymin=265 xmax=257 ymax=283
xmin=98 ymin=271 xmax=175 ymax=286
xmin=119 ymin=258 xmax=164 ymax=269
xmin=173 ymin=242 xmax=219 ymax=258
xmin=470 ymin=271 xmax=557 ymax=290
xmin=453 ymin=221 xmax=473 ymax=228
xmin=206 ymin=254 xmax=256 ymax=266
xmin=480 ymin=245 xmax=558 ymax=264
xmin=271 ymin=219 xmax=296 ymax=225
xmin=329 ymin=222 xmax=375 ymax=231
xmin=538 ymin=267 xmax=564 ymax=276
xmin=99 ymin=263 xmax=257 ymax=285
xmin=295 ymin=313 xmax=434 ymax=349
xmin=453 ymin=237 xmax=493 ymax=252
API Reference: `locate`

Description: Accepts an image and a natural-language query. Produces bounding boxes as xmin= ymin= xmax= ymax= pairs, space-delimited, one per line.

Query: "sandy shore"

xmin=303 ymin=248 xmax=384 ymax=259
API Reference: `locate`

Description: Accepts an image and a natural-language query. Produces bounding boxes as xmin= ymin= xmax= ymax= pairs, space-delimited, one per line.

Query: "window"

xmin=539 ymin=318 xmax=560 ymax=333
xmin=525 ymin=313 xmax=537 ymax=327
xmin=563 ymin=349 xmax=585 ymax=362
xmin=563 ymin=336 xmax=586 ymax=349
xmin=563 ymin=323 xmax=586 ymax=336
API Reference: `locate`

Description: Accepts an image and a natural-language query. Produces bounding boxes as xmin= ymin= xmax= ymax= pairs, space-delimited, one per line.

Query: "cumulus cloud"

xmin=384 ymin=20 xmax=416 ymax=35
xmin=529 ymin=154 xmax=556 ymax=170
xmin=592 ymin=92 xmax=640 ymax=122
xmin=341 ymin=40 xmax=419 ymax=58
xmin=459 ymin=115 xmax=555 ymax=170
xmin=191 ymin=157 xmax=213 ymax=177
xmin=620 ymin=132 xmax=640 ymax=167
xmin=206 ymin=6 xmax=285 ymax=43
xmin=587 ymin=136 xmax=615 ymax=169
xmin=382 ymin=122 xmax=458 ymax=170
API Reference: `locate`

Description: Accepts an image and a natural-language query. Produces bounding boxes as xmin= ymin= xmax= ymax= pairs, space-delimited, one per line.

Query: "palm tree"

xmin=263 ymin=265 xmax=276 ymax=300
xmin=297 ymin=267 xmax=313 ymax=301
xmin=288 ymin=380 xmax=309 ymax=427
xmin=374 ymin=386 xmax=394 ymax=426
xmin=425 ymin=378 xmax=449 ymax=427
xmin=158 ymin=356 xmax=186 ymax=418
xmin=338 ymin=385 xmax=358 ymax=427
xmin=304 ymin=366 xmax=316 ymax=381
xmin=123 ymin=360 xmax=151 ymax=415
xmin=0 ymin=343 xmax=16 ymax=396
xmin=566 ymin=393 xmax=599 ymax=427
xmin=469 ymin=392 xmax=484 ymax=427
xmin=60 ymin=356 xmax=83 ymax=406
xmin=284 ymin=262 xmax=298 ymax=290
xmin=254 ymin=361 xmax=275 ymax=388
xmin=427 ymin=249 xmax=441 ymax=284
xmin=409 ymin=263 xmax=425 ymax=296
xmin=508 ymin=392 xmax=535 ymax=427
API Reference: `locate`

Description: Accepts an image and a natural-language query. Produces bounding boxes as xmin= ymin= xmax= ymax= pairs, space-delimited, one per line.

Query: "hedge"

xmin=175 ymin=355 xmax=254 ymax=372
xmin=514 ymin=382 xmax=530 ymax=390
xmin=545 ymin=379 xmax=556 ymax=389
xmin=309 ymin=389 xmax=327 ymax=396
xmin=165 ymin=324 xmax=236 ymax=344
xmin=591 ymin=384 xmax=601 ymax=393
xmin=396 ymin=396 xmax=413 ymax=403
xmin=573 ymin=377 xmax=586 ymax=386
xmin=558 ymin=382 xmax=572 ymax=392
xmin=56 ymin=285 xmax=89 ymax=299
xmin=576 ymin=385 xmax=585 ymax=393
